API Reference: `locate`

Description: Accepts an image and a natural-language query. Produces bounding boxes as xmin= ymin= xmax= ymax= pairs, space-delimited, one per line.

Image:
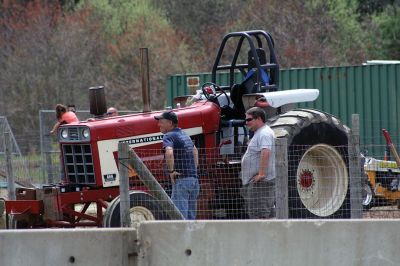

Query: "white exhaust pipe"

xmin=242 ymin=89 xmax=319 ymax=109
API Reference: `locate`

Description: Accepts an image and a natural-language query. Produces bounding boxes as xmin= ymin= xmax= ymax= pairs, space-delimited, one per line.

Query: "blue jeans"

xmin=171 ymin=177 xmax=200 ymax=220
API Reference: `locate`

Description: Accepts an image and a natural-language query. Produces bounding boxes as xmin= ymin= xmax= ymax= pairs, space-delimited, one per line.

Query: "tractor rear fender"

xmin=242 ymin=89 xmax=319 ymax=109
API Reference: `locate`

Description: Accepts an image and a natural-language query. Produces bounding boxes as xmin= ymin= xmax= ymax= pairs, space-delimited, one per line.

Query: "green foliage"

xmin=86 ymin=0 xmax=169 ymax=37
xmin=305 ymin=0 xmax=368 ymax=64
xmin=60 ymin=0 xmax=81 ymax=11
xmin=79 ymin=0 xmax=195 ymax=110
xmin=153 ymin=0 xmax=244 ymax=37
xmin=151 ymin=0 xmax=247 ymax=70
xmin=372 ymin=5 xmax=400 ymax=59
xmin=356 ymin=0 xmax=397 ymax=15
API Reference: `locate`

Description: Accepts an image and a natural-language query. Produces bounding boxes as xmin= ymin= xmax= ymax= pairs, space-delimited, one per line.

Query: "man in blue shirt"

xmin=155 ymin=111 xmax=199 ymax=219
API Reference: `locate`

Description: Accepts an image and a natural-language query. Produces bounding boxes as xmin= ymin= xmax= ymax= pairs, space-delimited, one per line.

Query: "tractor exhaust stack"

xmin=89 ymin=85 xmax=107 ymax=117
xmin=140 ymin=48 xmax=151 ymax=112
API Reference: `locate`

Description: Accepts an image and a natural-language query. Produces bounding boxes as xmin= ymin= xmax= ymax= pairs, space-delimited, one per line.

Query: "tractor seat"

xmin=219 ymin=83 xmax=246 ymax=120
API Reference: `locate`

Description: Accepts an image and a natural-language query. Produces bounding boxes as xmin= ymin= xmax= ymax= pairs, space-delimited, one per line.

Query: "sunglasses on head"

xmin=245 ymin=117 xmax=255 ymax=122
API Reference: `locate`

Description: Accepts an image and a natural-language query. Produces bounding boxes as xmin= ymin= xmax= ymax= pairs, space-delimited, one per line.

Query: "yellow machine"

xmin=363 ymin=158 xmax=400 ymax=208
xmin=362 ymin=129 xmax=400 ymax=209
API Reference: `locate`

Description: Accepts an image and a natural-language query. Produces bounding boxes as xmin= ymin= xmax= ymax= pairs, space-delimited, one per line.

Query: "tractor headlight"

xmin=60 ymin=129 xmax=69 ymax=139
xmin=82 ymin=128 xmax=90 ymax=140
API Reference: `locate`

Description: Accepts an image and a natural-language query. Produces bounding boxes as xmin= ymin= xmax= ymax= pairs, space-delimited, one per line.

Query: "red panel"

xmin=6 ymin=200 xmax=43 ymax=215
xmin=58 ymin=187 xmax=120 ymax=205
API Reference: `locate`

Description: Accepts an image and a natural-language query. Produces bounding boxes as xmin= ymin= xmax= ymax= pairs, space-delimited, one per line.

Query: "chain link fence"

xmin=0 ymin=116 xmax=30 ymax=190
xmin=113 ymin=142 xmax=400 ymax=221
xmin=3 ymin=112 xmax=400 ymax=220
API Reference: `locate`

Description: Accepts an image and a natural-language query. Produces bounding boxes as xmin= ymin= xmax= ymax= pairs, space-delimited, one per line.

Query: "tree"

xmin=229 ymin=0 xmax=370 ymax=67
xmin=356 ymin=0 xmax=398 ymax=15
xmin=153 ymin=0 xmax=245 ymax=38
xmin=371 ymin=5 xmax=400 ymax=59
xmin=1 ymin=0 xmax=399 ymax=153
xmin=151 ymin=0 xmax=247 ymax=71
xmin=0 ymin=0 xmax=107 ymax=151
xmin=85 ymin=0 xmax=195 ymax=110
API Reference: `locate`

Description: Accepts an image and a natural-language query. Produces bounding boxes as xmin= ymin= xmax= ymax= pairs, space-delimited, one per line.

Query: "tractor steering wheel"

xmin=201 ymin=82 xmax=230 ymax=106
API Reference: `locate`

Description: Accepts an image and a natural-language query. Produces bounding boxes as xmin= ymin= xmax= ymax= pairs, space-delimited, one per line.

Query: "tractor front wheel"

xmin=103 ymin=191 xmax=168 ymax=228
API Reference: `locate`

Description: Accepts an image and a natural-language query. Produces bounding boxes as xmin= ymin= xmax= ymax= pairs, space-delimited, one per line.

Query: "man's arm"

xmin=193 ymin=145 xmax=199 ymax=168
xmin=165 ymin=146 xmax=181 ymax=184
xmin=165 ymin=146 xmax=175 ymax=172
xmin=252 ymin=148 xmax=271 ymax=182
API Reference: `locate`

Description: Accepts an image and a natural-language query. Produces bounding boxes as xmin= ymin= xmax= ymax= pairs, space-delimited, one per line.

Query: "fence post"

xmin=44 ymin=136 xmax=54 ymax=184
xmin=118 ymin=142 xmax=131 ymax=227
xmin=349 ymin=114 xmax=362 ymax=218
xmin=4 ymin=131 xmax=16 ymax=200
xmin=275 ymin=137 xmax=288 ymax=219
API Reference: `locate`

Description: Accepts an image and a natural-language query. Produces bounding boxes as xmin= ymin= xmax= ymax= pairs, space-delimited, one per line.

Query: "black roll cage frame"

xmin=211 ymin=30 xmax=280 ymax=92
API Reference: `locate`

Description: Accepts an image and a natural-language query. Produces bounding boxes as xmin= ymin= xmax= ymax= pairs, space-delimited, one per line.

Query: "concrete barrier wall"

xmin=1 ymin=220 xmax=400 ymax=266
xmin=0 ymin=228 xmax=138 ymax=266
xmin=137 ymin=220 xmax=400 ymax=266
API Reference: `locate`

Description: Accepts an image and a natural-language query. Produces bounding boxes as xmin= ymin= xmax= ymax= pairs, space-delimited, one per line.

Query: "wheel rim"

xmin=362 ymin=184 xmax=373 ymax=206
xmin=296 ymin=144 xmax=348 ymax=217
xmin=129 ymin=206 xmax=155 ymax=229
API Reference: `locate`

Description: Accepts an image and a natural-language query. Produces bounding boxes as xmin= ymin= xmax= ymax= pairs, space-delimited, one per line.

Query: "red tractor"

xmin=1 ymin=30 xmax=351 ymax=228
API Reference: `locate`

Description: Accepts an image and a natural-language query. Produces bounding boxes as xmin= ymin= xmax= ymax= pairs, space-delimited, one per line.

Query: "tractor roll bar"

xmin=211 ymin=30 xmax=279 ymax=91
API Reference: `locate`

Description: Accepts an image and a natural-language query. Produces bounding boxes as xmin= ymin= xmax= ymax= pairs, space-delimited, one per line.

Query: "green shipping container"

xmin=166 ymin=64 xmax=400 ymax=156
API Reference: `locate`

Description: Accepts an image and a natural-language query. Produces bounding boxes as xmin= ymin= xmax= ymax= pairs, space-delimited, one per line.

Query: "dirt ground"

xmin=362 ymin=205 xmax=400 ymax=219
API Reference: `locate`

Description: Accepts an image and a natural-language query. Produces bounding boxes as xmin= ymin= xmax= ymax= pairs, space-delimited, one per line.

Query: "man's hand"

xmin=169 ymin=171 xmax=181 ymax=185
xmin=250 ymin=174 xmax=265 ymax=183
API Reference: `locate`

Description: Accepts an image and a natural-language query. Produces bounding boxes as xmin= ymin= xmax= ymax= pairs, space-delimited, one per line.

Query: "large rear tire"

xmin=268 ymin=109 xmax=351 ymax=218
xmin=103 ymin=191 xmax=169 ymax=228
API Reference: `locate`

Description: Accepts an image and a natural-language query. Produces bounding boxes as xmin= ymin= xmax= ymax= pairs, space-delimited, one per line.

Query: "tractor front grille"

xmin=62 ymin=144 xmax=95 ymax=184
xmin=68 ymin=128 xmax=79 ymax=140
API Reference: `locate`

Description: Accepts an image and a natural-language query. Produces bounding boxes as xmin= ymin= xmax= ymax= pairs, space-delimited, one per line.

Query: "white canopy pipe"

xmin=242 ymin=89 xmax=319 ymax=109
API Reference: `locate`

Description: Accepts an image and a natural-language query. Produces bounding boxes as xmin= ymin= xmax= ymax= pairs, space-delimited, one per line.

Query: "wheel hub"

xmin=298 ymin=169 xmax=314 ymax=190
xmin=129 ymin=206 xmax=155 ymax=229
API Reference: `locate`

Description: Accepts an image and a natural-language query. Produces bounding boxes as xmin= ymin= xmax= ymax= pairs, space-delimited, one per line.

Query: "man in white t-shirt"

xmin=241 ymin=107 xmax=275 ymax=218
